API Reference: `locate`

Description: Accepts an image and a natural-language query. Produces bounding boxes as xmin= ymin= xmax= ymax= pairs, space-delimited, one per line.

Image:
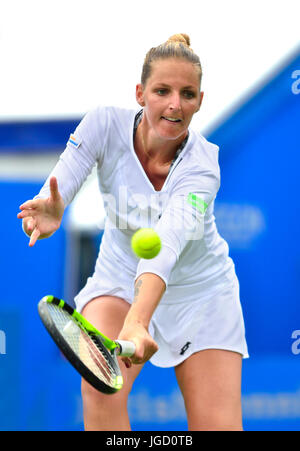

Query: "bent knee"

xmin=188 ymin=407 xmax=243 ymax=431
xmin=81 ymin=378 xmax=132 ymax=431
xmin=81 ymin=377 xmax=131 ymax=407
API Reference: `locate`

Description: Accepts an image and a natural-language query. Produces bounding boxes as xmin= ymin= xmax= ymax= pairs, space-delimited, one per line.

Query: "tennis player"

xmin=18 ymin=34 xmax=248 ymax=431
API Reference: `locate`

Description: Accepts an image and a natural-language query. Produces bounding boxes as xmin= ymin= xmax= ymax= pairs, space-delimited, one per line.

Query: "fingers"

xmin=118 ymin=323 xmax=159 ymax=367
xmin=122 ymin=341 xmax=158 ymax=366
xmin=17 ymin=209 xmax=36 ymax=219
xmin=18 ymin=199 xmax=39 ymax=220
xmin=121 ymin=357 xmax=132 ymax=369
xmin=20 ymin=216 xmax=40 ymax=246
xmin=49 ymin=176 xmax=61 ymax=202
xmin=18 ymin=199 xmax=37 ymax=212
xmin=29 ymin=226 xmax=41 ymax=247
xmin=24 ymin=217 xmax=36 ymax=233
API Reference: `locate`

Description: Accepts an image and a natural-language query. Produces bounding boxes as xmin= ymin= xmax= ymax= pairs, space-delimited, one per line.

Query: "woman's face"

xmin=136 ymin=58 xmax=203 ymax=142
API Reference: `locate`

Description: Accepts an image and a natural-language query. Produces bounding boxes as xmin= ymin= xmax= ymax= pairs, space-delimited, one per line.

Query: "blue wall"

xmin=208 ymin=48 xmax=300 ymax=431
xmin=0 ymin=181 xmax=70 ymax=430
xmin=208 ymin=48 xmax=300 ymax=357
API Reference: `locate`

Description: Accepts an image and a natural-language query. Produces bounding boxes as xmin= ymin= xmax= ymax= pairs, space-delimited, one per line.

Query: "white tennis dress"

xmin=36 ymin=105 xmax=249 ymax=367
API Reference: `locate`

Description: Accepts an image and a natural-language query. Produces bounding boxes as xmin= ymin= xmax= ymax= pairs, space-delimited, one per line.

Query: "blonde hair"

xmin=141 ymin=33 xmax=202 ymax=86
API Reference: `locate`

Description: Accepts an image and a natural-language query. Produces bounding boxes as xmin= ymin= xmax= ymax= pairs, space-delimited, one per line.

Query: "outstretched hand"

xmin=17 ymin=176 xmax=65 ymax=247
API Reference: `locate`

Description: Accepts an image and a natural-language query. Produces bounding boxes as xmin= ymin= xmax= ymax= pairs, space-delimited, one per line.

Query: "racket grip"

xmin=115 ymin=340 xmax=136 ymax=357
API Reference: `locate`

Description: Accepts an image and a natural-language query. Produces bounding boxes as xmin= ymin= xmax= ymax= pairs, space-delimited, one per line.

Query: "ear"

xmin=136 ymin=83 xmax=145 ymax=107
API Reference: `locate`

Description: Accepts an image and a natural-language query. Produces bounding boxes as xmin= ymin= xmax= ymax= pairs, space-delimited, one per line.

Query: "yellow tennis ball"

xmin=131 ymin=228 xmax=162 ymax=259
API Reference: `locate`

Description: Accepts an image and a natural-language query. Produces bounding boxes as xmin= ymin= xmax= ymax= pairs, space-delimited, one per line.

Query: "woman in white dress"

xmin=18 ymin=33 xmax=248 ymax=431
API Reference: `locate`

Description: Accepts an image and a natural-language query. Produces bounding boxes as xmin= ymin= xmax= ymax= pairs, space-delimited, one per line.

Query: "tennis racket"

xmin=38 ymin=295 xmax=136 ymax=394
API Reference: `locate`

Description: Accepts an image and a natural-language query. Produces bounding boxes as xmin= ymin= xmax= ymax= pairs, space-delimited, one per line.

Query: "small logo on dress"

xmin=187 ymin=193 xmax=208 ymax=214
xmin=68 ymin=133 xmax=82 ymax=149
xmin=180 ymin=341 xmax=191 ymax=355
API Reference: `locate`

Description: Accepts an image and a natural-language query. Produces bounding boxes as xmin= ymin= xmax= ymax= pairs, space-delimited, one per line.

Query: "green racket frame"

xmin=38 ymin=295 xmax=135 ymax=394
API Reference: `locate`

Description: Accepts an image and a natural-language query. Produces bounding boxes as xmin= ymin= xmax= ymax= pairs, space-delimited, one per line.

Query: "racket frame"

xmin=38 ymin=295 xmax=127 ymax=394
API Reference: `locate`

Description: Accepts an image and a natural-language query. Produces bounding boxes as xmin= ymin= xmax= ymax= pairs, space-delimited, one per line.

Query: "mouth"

xmin=161 ymin=116 xmax=182 ymax=123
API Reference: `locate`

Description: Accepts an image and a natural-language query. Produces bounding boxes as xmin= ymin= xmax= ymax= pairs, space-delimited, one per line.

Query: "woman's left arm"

xmin=119 ymin=166 xmax=220 ymax=366
xmin=118 ymin=273 xmax=166 ymax=366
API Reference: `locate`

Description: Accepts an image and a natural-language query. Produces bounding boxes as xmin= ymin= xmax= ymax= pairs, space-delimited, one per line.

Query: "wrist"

xmin=123 ymin=309 xmax=150 ymax=330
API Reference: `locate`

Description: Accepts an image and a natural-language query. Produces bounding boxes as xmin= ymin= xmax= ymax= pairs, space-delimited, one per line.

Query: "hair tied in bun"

xmin=167 ymin=33 xmax=191 ymax=47
xmin=141 ymin=33 xmax=202 ymax=86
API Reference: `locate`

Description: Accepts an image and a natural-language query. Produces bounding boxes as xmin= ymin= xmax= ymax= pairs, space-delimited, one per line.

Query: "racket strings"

xmin=48 ymin=305 xmax=117 ymax=387
xmin=79 ymin=327 xmax=116 ymax=382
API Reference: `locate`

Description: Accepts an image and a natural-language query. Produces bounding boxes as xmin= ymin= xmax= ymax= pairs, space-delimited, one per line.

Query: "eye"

xmin=182 ymin=90 xmax=196 ymax=99
xmin=156 ymin=88 xmax=168 ymax=96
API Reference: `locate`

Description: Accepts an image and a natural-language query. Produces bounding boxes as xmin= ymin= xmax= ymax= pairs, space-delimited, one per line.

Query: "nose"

xmin=169 ymin=92 xmax=181 ymax=111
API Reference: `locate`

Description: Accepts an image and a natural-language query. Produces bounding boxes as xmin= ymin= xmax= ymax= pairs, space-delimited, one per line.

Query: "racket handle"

xmin=115 ymin=340 xmax=136 ymax=357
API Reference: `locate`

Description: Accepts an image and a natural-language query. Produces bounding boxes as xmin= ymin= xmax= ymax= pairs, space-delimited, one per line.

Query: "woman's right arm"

xmin=17 ymin=106 xmax=108 ymax=246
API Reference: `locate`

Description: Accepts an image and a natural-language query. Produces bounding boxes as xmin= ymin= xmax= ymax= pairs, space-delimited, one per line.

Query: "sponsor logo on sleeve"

xmin=187 ymin=193 xmax=208 ymax=214
xmin=68 ymin=133 xmax=82 ymax=149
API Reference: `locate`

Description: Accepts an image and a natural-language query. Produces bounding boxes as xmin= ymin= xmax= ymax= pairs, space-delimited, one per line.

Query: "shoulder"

xmin=92 ymin=105 xmax=138 ymax=127
xmin=81 ymin=105 xmax=138 ymax=129
xmin=88 ymin=105 xmax=139 ymax=143
xmin=188 ymin=130 xmax=220 ymax=173
xmin=177 ymin=130 xmax=220 ymax=179
xmin=169 ymin=131 xmax=221 ymax=196
xmin=76 ymin=105 xmax=139 ymax=148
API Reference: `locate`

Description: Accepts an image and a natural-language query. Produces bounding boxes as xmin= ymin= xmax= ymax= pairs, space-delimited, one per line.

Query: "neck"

xmin=137 ymin=121 xmax=187 ymax=166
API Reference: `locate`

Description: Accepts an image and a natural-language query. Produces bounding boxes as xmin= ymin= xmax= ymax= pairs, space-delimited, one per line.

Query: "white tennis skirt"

xmin=75 ymin=252 xmax=249 ymax=368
